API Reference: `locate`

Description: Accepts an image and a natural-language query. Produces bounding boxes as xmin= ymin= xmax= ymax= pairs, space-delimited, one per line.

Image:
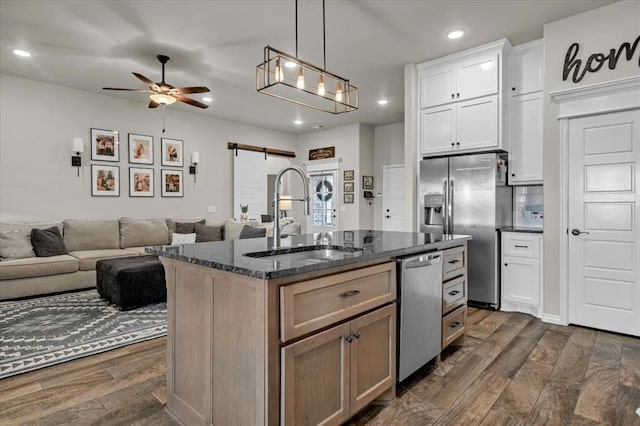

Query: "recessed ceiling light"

xmin=284 ymin=61 xmax=297 ymax=68
xmin=202 ymin=96 xmax=213 ymax=102
xmin=446 ymin=29 xmax=466 ymax=40
xmin=378 ymin=99 xmax=389 ymax=105
xmin=12 ymin=48 xmax=32 ymax=57
xmin=294 ymin=120 xmax=303 ymax=125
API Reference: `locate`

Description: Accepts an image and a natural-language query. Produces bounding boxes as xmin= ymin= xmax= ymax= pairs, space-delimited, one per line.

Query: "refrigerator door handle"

xmin=442 ymin=180 xmax=448 ymax=234
xmin=448 ymin=180 xmax=454 ymax=234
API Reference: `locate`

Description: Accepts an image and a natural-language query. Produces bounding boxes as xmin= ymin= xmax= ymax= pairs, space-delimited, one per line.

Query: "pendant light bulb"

xmin=274 ymin=58 xmax=284 ymax=82
xmin=335 ymin=81 xmax=343 ymax=102
xmin=317 ymin=74 xmax=326 ymax=96
xmin=296 ymin=66 xmax=305 ymax=89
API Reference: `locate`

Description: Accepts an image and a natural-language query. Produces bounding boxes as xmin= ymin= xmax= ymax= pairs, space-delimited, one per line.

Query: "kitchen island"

xmin=150 ymin=230 xmax=470 ymax=426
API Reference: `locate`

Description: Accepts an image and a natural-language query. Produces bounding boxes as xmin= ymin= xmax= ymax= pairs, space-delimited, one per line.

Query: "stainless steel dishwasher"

xmin=397 ymin=251 xmax=443 ymax=382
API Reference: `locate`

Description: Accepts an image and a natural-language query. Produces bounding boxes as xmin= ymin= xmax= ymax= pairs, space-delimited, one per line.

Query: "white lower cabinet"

xmin=501 ymin=232 xmax=543 ymax=317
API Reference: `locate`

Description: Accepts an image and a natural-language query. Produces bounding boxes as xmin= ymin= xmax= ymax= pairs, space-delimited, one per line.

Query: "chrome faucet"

xmin=273 ymin=165 xmax=310 ymax=249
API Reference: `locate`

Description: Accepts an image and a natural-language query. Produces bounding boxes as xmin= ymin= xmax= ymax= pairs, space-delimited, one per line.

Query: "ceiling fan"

xmin=103 ymin=55 xmax=210 ymax=109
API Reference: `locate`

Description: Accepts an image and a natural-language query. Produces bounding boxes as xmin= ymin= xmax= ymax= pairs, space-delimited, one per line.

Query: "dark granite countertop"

xmin=147 ymin=230 xmax=471 ymax=280
xmin=500 ymin=227 xmax=543 ymax=234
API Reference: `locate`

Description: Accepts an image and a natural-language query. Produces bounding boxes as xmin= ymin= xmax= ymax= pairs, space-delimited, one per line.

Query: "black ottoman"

xmin=96 ymin=256 xmax=166 ymax=311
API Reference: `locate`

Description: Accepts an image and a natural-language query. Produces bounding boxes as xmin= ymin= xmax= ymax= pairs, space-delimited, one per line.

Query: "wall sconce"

xmin=71 ymin=137 xmax=83 ymax=177
xmin=190 ymin=151 xmax=199 ymax=182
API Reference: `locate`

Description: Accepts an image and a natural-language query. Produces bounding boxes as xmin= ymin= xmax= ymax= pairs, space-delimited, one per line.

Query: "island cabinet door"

xmin=281 ymin=322 xmax=351 ymax=426
xmin=349 ymin=304 xmax=396 ymax=414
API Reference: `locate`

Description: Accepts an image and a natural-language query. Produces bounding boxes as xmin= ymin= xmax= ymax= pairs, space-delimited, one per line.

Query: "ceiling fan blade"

xmin=173 ymin=86 xmax=210 ymax=95
xmin=133 ymin=72 xmax=159 ymax=90
xmin=103 ymin=87 xmax=151 ymax=92
xmin=176 ymin=96 xmax=209 ymax=109
xmin=149 ymin=99 xmax=160 ymax=108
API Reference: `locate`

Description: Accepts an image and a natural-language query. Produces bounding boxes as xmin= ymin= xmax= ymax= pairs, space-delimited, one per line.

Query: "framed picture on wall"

xmin=129 ymin=167 xmax=154 ymax=197
xmin=343 ymin=182 xmax=354 ymax=193
xmin=344 ymin=193 xmax=354 ymax=204
xmin=362 ymin=175 xmax=374 ymax=189
xmin=161 ymin=169 xmax=183 ymax=197
xmin=91 ymin=128 xmax=119 ymax=162
xmin=91 ymin=164 xmax=120 ymax=196
xmin=161 ymin=138 xmax=183 ymax=167
xmin=128 ymin=133 xmax=154 ymax=164
xmin=343 ymin=170 xmax=354 ymax=181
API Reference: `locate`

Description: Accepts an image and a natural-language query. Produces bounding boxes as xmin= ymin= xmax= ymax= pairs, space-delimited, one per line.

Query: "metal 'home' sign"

xmin=563 ymin=35 xmax=640 ymax=83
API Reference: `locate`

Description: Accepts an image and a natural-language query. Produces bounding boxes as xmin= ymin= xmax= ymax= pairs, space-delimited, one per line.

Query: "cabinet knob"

xmin=451 ymin=143 xmax=455 ymax=147
xmin=512 ymin=87 xmax=516 ymax=91
xmin=451 ymin=94 xmax=455 ymax=99
xmin=352 ymin=332 xmax=361 ymax=339
xmin=345 ymin=335 xmax=353 ymax=343
xmin=386 ymin=209 xmax=390 ymax=212
xmin=386 ymin=215 xmax=390 ymax=219
xmin=456 ymin=142 xmax=460 ymax=146
xmin=504 ymin=263 xmax=508 ymax=266
xmin=511 ymin=173 xmax=515 ymax=177
xmin=456 ymin=93 xmax=460 ymax=98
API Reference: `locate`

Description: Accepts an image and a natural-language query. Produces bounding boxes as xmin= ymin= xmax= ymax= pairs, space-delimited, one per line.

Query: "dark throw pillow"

xmin=175 ymin=220 xmax=205 ymax=234
xmin=30 ymin=226 xmax=67 ymax=257
xmin=239 ymin=226 xmax=267 ymax=239
xmin=194 ymin=223 xmax=223 ymax=242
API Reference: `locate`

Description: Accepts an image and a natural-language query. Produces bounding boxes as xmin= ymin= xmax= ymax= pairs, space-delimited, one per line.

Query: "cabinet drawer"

xmin=503 ymin=233 xmax=540 ymax=258
xmin=442 ymin=306 xmax=466 ymax=349
xmin=443 ymin=275 xmax=467 ymax=315
xmin=443 ymin=245 xmax=467 ymax=281
xmin=280 ymin=262 xmax=396 ymax=342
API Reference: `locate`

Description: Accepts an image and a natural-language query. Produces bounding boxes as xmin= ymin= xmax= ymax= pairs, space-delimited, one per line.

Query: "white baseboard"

xmin=541 ymin=313 xmax=564 ymax=325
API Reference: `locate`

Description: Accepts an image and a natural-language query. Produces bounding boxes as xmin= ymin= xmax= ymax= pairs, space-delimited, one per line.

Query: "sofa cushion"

xmin=68 ymin=249 xmax=140 ymax=271
xmin=166 ymin=217 xmax=206 ymax=234
xmin=194 ymin=223 xmax=223 ymax=242
xmin=0 ymin=254 xmax=79 ymax=280
xmin=120 ymin=218 xmax=169 ymax=248
xmin=0 ymin=222 xmax=63 ymax=260
xmin=239 ymin=226 xmax=266 ymax=239
xmin=174 ymin=220 xmax=205 ymax=234
xmin=224 ymin=219 xmax=251 ymax=240
xmin=31 ymin=227 xmax=67 ymax=257
xmin=63 ymin=219 xmax=120 ymax=252
xmin=0 ymin=231 xmax=35 ymax=260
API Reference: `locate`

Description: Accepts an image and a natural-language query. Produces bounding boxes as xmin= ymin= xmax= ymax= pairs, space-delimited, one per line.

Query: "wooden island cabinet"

xmin=159 ymin=256 xmax=397 ymax=426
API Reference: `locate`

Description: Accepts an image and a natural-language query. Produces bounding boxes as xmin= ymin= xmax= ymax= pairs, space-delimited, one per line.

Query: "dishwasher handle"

xmin=405 ymin=254 xmax=442 ymax=269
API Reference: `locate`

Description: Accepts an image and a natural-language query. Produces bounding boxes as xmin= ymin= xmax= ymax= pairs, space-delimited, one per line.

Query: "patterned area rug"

xmin=0 ymin=290 xmax=166 ymax=379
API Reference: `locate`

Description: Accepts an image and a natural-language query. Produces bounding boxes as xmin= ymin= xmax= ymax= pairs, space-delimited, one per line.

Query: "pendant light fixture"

xmin=256 ymin=0 xmax=359 ymax=114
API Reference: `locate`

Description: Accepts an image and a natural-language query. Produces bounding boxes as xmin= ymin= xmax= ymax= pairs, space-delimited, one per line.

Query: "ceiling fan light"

xmin=150 ymin=93 xmax=177 ymax=105
xmin=296 ymin=66 xmax=305 ymax=89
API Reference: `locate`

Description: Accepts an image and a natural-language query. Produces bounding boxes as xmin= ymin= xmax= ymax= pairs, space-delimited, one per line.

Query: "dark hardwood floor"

xmin=1 ymin=308 xmax=638 ymax=425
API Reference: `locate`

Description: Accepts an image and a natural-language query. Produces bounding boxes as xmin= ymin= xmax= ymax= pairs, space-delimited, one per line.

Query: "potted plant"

xmin=240 ymin=204 xmax=249 ymax=222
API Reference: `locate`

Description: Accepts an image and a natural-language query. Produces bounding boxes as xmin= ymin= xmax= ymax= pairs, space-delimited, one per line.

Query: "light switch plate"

xmin=207 ymin=206 xmax=216 ymax=213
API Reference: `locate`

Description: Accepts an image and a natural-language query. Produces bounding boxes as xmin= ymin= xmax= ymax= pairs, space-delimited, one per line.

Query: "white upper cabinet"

xmin=420 ymin=53 xmax=498 ymax=109
xmin=418 ymin=39 xmax=511 ymax=156
xmin=508 ymin=39 xmax=543 ymax=185
xmin=509 ymin=39 xmax=543 ymax=96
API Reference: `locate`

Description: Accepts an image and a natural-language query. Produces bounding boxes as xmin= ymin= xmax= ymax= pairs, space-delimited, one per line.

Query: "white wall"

xmin=542 ymin=0 xmax=640 ymax=315
xmin=0 ymin=74 xmax=297 ymax=222
xmin=373 ymin=122 xmax=404 ymax=230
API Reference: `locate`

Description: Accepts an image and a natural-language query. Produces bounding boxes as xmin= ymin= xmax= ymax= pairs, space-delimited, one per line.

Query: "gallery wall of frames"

xmin=89 ymin=128 xmax=185 ymax=198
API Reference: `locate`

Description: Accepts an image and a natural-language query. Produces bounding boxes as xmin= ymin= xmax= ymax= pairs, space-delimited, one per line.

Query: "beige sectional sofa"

xmin=0 ymin=216 xmax=300 ymax=301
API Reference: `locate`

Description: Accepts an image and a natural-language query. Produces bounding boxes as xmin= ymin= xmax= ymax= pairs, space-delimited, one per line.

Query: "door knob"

xmin=571 ymin=229 xmax=590 ymax=236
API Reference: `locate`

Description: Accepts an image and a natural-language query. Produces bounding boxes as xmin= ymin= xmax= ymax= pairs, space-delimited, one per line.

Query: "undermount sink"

xmin=244 ymin=246 xmax=363 ymax=263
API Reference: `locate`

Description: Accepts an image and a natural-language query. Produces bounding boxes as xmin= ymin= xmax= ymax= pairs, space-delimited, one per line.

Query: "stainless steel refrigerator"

xmin=419 ymin=153 xmax=512 ymax=309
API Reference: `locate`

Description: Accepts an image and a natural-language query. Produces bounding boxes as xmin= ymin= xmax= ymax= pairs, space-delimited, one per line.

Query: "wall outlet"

xmin=207 ymin=206 xmax=216 ymax=213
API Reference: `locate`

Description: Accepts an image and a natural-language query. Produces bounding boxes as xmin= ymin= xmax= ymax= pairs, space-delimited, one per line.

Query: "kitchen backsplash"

xmin=513 ymin=186 xmax=543 ymax=229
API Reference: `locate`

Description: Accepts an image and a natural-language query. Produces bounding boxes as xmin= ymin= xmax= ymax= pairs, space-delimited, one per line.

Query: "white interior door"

xmin=383 ymin=165 xmax=405 ymax=231
xmin=568 ymin=108 xmax=640 ymax=336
